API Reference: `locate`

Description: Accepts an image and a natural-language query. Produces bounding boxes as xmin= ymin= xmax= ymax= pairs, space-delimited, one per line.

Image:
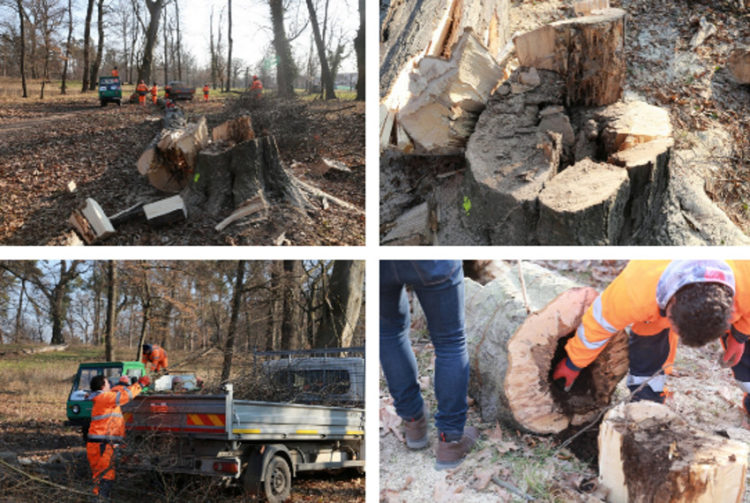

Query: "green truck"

xmin=65 ymin=360 xmax=146 ymax=439
xmin=98 ymin=76 xmax=122 ymax=107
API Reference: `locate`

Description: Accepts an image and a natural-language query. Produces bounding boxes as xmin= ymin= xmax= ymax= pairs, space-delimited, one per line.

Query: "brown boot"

xmin=403 ymin=407 xmax=428 ymax=449
xmin=435 ymin=426 xmax=478 ymax=470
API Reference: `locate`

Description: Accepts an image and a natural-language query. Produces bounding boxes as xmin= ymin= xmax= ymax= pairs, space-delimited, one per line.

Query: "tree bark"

xmin=280 ymin=260 xmax=303 ymax=350
xmin=162 ymin=5 xmax=169 ymax=85
xmin=16 ymin=0 xmax=27 ymax=98
xmin=175 ymin=0 xmax=182 ymax=80
xmin=269 ymin=0 xmax=296 ymax=98
xmin=88 ymin=0 xmax=105 ymax=91
xmin=315 ymin=261 xmax=364 ymax=348
xmin=268 ymin=261 xmax=283 ymax=351
xmin=225 ymin=0 xmax=232 ymax=92
xmin=354 ymin=0 xmax=365 ymax=101
xmin=221 ymin=260 xmax=245 ymax=382
xmin=138 ymin=0 xmax=164 ymax=85
xmin=61 ymin=0 xmax=72 ymax=94
xmin=305 ymin=0 xmax=335 ymax=100
xmin=136 ymin=265 xmax=152 ymax=361
xmin=210 ymin=7 xmax=216 ymax=88
xmin=49 ymin=261 xmax=82 ymax=345
xmin=81 ymin=0 xmax=95 ymax=92
xmin=14 ymin=277 xmax=25 ymax=342
xmin=104 ymin=261 xmax=116 ymax=361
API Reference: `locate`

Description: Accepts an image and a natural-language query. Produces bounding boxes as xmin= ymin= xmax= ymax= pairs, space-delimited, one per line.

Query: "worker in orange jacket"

xmin=250 ymin=75 xmax=263 ymax=99
xmin=111 ymin=66 xmax=119 ymax=78
xmin=142 ymin=343 xmax=168 ymax=373
xmin=136 ymin=80 xmax=148 ymax=105
xmin=552 ymin=260 xmax=750 ymax=410
xmin=110 ymin=375 xmax=132 ymax=392
xmin=150 ymin=83 xmax=158 ymax=105
xmin=87 ymin=373 xmax=150 ymax=498
xmin=202 ymin=84 xmax=210 ymax=102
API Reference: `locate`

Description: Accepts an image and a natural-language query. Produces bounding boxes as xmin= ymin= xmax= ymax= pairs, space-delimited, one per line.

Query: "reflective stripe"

xmin=87 ymin=434 xmax=125 ymax=442
xmin=115 ymin=391 xmax=122 ymax=407
xmin=627 ymin=374 xmax=666 ymax=392
xmin=125 ymin=388 xmax=133 ymax=401
xmin=592 ymin=296 xmax=618 ymax=334
xmin=91 ymin=412 xmax=124 ymax=421
xmin=738 ymin=381 xmax=750 ymax=394
xmin=576 ymin=325 xmax=610 ymax=350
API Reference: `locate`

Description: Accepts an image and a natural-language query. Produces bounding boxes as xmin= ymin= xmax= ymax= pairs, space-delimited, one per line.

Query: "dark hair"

xmin=669 ymin=282 xmax=733 ymax=347
xmin=90 ymin=375 xmax=107 ymax=391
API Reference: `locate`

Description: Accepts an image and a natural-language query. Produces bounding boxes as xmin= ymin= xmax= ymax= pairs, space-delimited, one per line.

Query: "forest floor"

xmin=380 ymin=0 xmax=750 ymax=242
xmin=0 ymin=345 xmax=364 ymax=502
xmin=379 ymin=261 xmax=750 ymax=502
xmin=0 ymin=83 xmax=364 ymax=246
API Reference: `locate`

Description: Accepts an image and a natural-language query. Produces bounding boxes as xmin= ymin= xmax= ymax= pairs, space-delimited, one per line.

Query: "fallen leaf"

xmin=472 ymin=467 xmax=496 ymax=490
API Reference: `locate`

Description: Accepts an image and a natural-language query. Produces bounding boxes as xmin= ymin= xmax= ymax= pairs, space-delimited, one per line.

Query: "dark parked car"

xmin=164 ymin=81 xmax=195 ymax=101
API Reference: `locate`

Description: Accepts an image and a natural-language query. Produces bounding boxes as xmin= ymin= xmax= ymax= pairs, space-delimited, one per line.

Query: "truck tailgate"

xmin=124 ymin=394 xmax=227 ymax=436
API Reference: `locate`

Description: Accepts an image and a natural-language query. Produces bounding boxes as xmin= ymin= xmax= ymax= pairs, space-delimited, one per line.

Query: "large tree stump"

xmin=599 ymin=401 xmax=749 ymax=502
xmin=459 ymin=262 xmax=628 ymax=434
xmin=181 ymin=135 xmax=310 ymax=217
xmin=537 ymin=159 xmax=630 ymax=245
xmin=137 ymin=107 xmax=209 ymax=193
xmin=514 ymin=8 xmax=626 ymax=106
xmin=728 ymin=46 xmax=750 ymax=84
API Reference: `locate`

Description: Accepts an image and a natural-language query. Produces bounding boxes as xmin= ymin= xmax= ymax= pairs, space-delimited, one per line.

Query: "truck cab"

xmin=98 ymin=76 xmax=122 ymax=107
xmin=66 ymin=361 xmax=145 ymax=439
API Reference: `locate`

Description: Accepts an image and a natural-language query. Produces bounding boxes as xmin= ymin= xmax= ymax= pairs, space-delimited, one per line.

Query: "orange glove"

xmin=722 ymin=334 xmax=745 ymax=368
xmin=138 ymin=376 xmax=151 ymax=388
xmin=552 ymin=357 xmax=581 ymax=392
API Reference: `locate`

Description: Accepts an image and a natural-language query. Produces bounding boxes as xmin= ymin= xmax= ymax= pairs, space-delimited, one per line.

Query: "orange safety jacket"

xmin=136 ymin=83 xmax=148 ymax=95
xmin=111 ymin=69 xmax=119 ymax=78
xmin=565 ymin=260 xmax=748 ymax=369
xmin=150 ymin=85 xmax=158 ymax=96
xmin=250 ymin=79 xmax=263 ymax=91
xmin=142 ymin=345 xmax=168 ymax=372
xmin=87 ymin=382 xmax=143 ymax=443
xmin=203 ymin=85 xmax=209 ymax=94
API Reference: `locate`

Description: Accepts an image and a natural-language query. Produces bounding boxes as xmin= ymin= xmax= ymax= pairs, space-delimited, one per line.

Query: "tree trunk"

xmin=225 ymin=0 xmax=232 ymax=92
xmin=269 ymin=0 xmax=296 ymax=98
xmin=439 ymin=261 xmax=629 ymax=434
xmin=599 ymin=401 xmax=749 ymax=502
xmin=514 ymin=8 xmax=626 ymax=107
xmin=81 ymin=0 xmax=95 ymax=92
xmin=268 ymin=261 xmax=282 ymax=351
xmin=14 ymin=278 xmax=25 ymax=342
xmin=162 ymin=5 xmax=169 ymax=85
xmin=104 ymin=261 xmax=116 ymax=361
xmin=210 ymin=7 xmax=216 ymax=89
xmin=305 ymin=0 xmax=335 ymax=100
xmin=175 ymin=0 xmax=182 ymax=80
xmin=315 ymin=261 xmax=365 ymax=348
xmin=16 ymin=0 xmax=27 ymax=98
xmin=220 ymin=260 xmax=245 ymax=382
xmin=136 ymin=269 xmax=152 ymax=361
xmin=88 ymin=0 xmax=105 ymax=91
xmin=61 ymin=0 xmax=72 ymax=94
xmin=280 ymin=260 xmax=302 ymax=350
xmin=354 ymin=0 xmax=365 ymax=101
xmin=138 ymin=0 xmax=164 ymax=85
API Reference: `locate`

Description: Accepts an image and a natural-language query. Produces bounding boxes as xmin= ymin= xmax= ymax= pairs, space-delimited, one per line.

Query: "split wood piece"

xmin=728 ymin=46 xmax=750 ymax=84
xmin=379 ymin=103 xmax=396 ymax=151
xmin=182 ymin=135 xmax=310 ymax=217
xmin=380 ymin=0 xmax=510 ymax=106
xmin=215 ymin=192 xmax=268 ymax=231
xmin=460 ymin=262 xmax=628 ymax=434
xmin=596 ymin=100 xmax=672 ymax=155
xmin=514 ymin=8 xmax=626 ymax=106
xmin=68 ymin=198 xmax=115 ymax=244
xmin=295 ymin=179 xmax=365 ymax=216
xmin=537 ymin=159 xmax=630 ymax=245
xmin=599 ymin=401 xmax=749 ymax=503
xmin=211 ymin=115 xmax=255 ymax=144
xmin=396 ymin=28 xmax=508 ymax=154
xmin=381 ymin=202 xmax=430 ymax=245
xmin=573 ymin=0 xmax=609 ymax=16
xmin=463 ymin=69 xmax=565 ymax=245
xmin=143 ymin=195 xmax=187 ymax=227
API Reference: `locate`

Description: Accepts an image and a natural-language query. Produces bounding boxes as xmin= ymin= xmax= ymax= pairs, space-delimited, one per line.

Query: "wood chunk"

xmin=381 ymin=202 xmax=430 ymax=245
xmin=212 ymin=115 xmax=255 ymax=143
xmin=514 ymin=8 xmax=626 ymax=106
xmin=596 ymin=101 xmax=672 ymax=154
xmin=69 ymin=198 xmax=114 ymax=244
xmin=397 ymin=28 xmax=508 ymax=154
xmin=143 ymin=195 xmax=187 ymax=227
xmin=599 ymin=401 xmax=749 ymax=503
xmin=537 ymin=159 xmax=630 ymax=245
xmin=215 ymin=192 xmax=268 ymax=231
xmin=379 ymin=103 xmax=396 ymax=151
xmin=461 ymin=263 xmax=628 ymax=433
xmin=728 ymin=46 xmax=750 ymax=84
xmin=573 ymin=0 xmax=609 ymax=16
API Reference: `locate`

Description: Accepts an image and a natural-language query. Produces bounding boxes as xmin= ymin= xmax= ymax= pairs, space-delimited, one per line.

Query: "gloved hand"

xmin=138 ymin=376 xmax=151 ymax=387
xmin=552 ymin=357 xmax=581 ymax=392
xmin=722 ymin=334 xmax=745 ymax=368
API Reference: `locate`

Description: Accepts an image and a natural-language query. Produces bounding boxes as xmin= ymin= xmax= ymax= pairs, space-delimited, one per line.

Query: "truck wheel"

xmin=263 ymin=456 xmax=291 ymax=503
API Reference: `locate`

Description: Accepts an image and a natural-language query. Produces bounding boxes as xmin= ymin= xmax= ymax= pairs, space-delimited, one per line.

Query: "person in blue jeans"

xmin=380 ymin=260 xmax=478 ymax=470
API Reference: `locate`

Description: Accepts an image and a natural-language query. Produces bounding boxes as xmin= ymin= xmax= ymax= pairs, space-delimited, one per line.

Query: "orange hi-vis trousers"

xmin=87 ymin=441 xmax=116 ymax=495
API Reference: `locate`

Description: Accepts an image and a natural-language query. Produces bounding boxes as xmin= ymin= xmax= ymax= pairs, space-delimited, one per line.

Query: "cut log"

xmin=728 ymin=46 xmax=750 ymax=84
xmin=137 ymin=107 xmax=209 ymax=193
xmin=396 ymin=28 xmax=509 ymax=154
xmin=599 ymin=401 xmax=749 ymax=503
xmin=463 ymin=69 xmax=565 ymax=245
xmin=595 ymin=100 xmax=672 ymax=155
xmin=514 ymin=8 xmax=626 ymax=106
xmin=455 ymin=262 xmax=629 ymax=434
xmin=68 ymin=198 xmax=114 ymax=244
xmin=537 ymin=159 xmax=631 ymax=245
xmin=381 ymin=202 xmax=430 ymax=245
xmin=211 ymin=115 xmax=255 ymax=144
xmin=143 ymin=195 xmax=187 ymax=226
xmin=573 ymin=0 xmax=609 ymax=16
xmin=182 ymin=135 xmax=310 ymax=217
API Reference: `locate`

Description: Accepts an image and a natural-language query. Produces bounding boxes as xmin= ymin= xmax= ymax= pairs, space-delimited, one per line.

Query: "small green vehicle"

xmin=98 ymin=76 xmax=122 ymax=107
xmin=65 ymin=361 xmax=146 ymax=440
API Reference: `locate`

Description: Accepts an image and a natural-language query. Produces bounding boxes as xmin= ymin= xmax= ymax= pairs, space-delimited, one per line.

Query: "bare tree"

xmin=315 ymin=261 xmax=364 ymax=348
xmin=173 ymin=0 xmax=181 ymax=79
xmin=104 ymin=261 xmax=116 ymax=361
xmin=225 ymin=0 xmax=232 ymax=92
xmin=137 ymin=0 xmax=164 ymax=84
xmin=209 ymin=6 xmax=215 ymax=87
xmin=60 ymin=0 xmax=72 ymax=94
xmin=220 ymin=261 xmax=245 ymax=383
xmin=268 ymin=0 xmax=296 ymax=97
xmin=354 ymin=0 xmax=364 ymax=100
xmin=161 ymin=1 xmax=168 ymax=84
xmin=14 ymin=0 xmax=27 ymax=97
xmin=88 ymin=0 xmax=105 ymax=90
xmin=304 ymin=0 xmax=335 ymax=99
xmin=81 ymin=0 xmax=94 ymax=91
xmin=280 ymin=261 xmax=303 ymax=350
